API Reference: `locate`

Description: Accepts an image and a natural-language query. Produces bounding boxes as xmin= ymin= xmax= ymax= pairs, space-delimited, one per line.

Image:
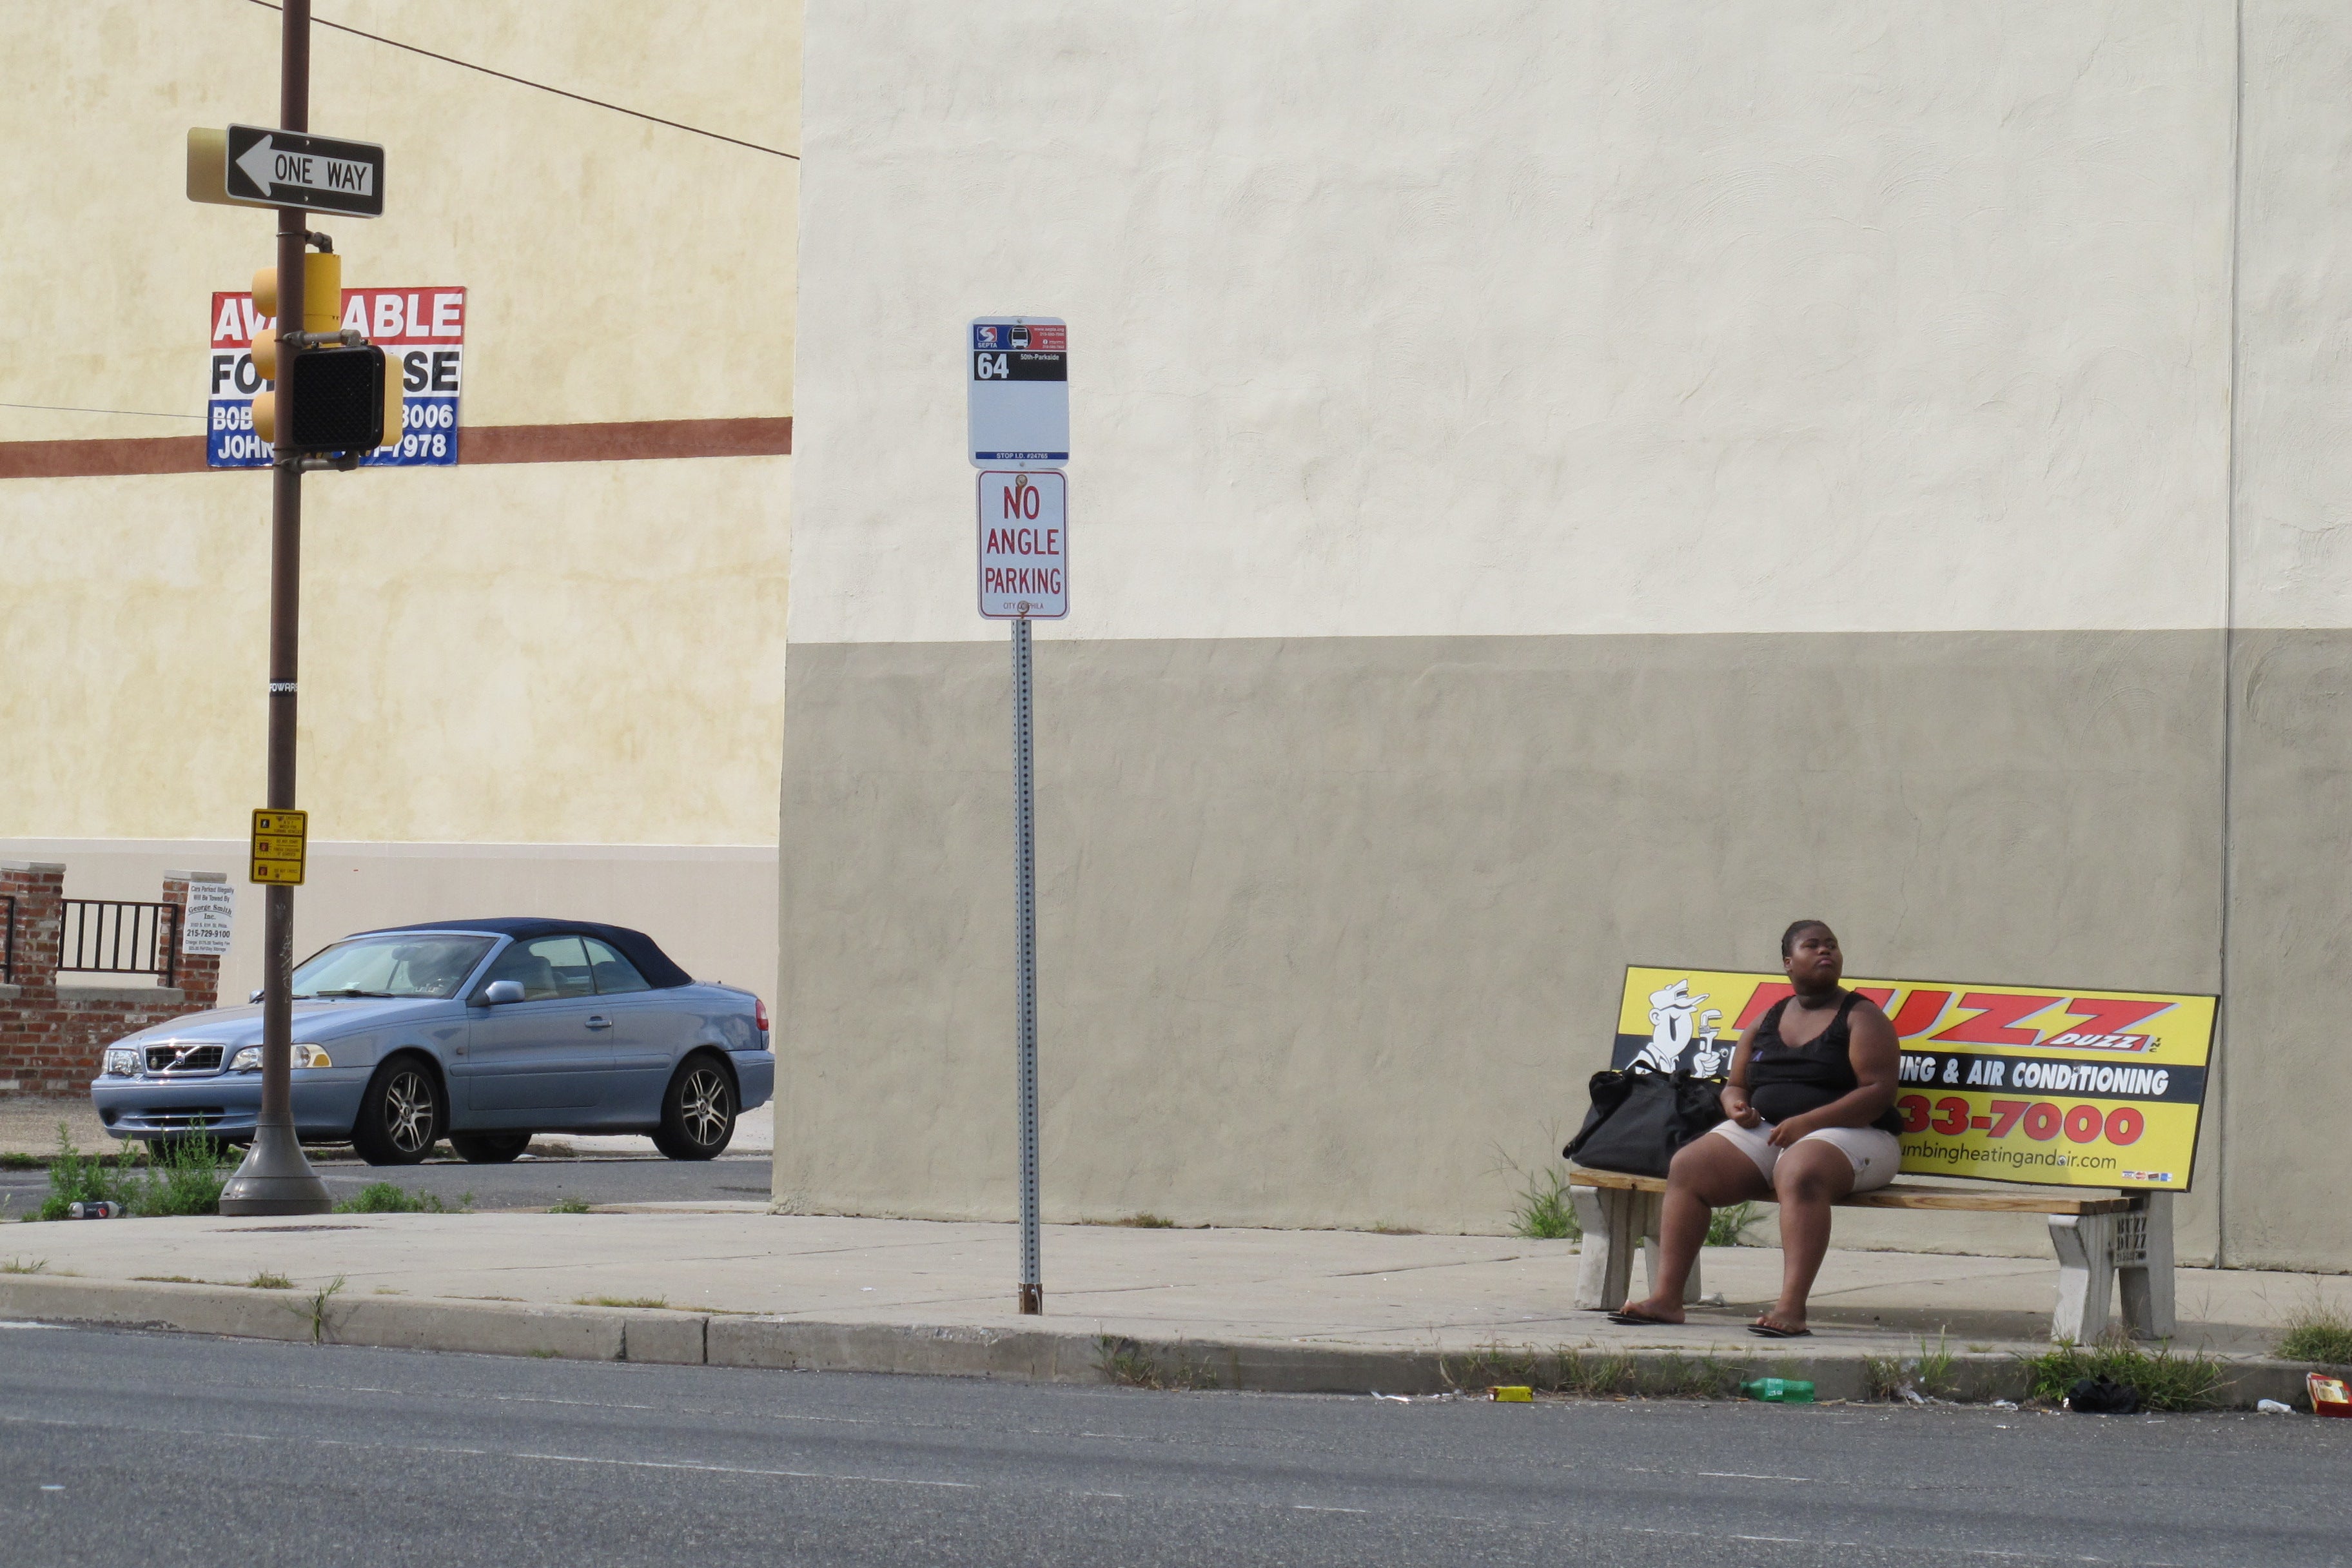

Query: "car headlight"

xmin=230 ymin=1044 xmax=333 ymax=1072
xmin=102 ymin=1048 xmax=141 ymax=1077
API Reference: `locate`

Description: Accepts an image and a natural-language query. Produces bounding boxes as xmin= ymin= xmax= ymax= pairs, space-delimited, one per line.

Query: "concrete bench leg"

xmin=2048 ymin=1211 xmax=2118 ymax=1343
xmin=1573 ymin=1186 xmax=1637 ymax=1311
xmin=2117 ymin=1193 xmax=2176 ymax=1340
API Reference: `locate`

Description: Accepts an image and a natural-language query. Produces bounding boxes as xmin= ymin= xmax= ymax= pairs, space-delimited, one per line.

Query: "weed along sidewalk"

xmin=3 ymin=1207 xmax=2347 ymax=1407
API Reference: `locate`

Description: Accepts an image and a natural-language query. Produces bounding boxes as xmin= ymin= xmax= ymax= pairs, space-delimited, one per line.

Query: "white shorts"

xmin=1708 ymin=1118 xmax=1901 ymax=1192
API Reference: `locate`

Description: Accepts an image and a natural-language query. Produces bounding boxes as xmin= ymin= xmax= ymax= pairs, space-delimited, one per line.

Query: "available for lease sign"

xmin=206 ymin=286 xmax=465 ymax=467
xmin=1610 ymin=966 xmax=2215 ymax=1191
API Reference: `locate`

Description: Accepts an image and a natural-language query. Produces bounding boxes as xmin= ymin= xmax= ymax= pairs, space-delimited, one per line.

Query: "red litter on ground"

xmin=2309 ymin=1375 xmax=2352 ymax=1418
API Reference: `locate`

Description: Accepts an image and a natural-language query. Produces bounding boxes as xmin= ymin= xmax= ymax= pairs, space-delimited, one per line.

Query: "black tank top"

xmin=1745 ymin=992 xmax=1904 ymax=1134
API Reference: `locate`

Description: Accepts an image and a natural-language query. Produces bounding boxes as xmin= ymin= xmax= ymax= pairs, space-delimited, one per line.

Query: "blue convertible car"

xmin=88 ymin=918 xmax=774 ymax=1165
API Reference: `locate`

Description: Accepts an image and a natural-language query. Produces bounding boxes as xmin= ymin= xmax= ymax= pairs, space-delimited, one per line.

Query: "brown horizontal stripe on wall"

xmin=0 ymin=435 xmax=208 ymax=479
xmin=0 ymin=418 xmax=791 ymax=480
xmin=464 ymin=418 xmax=792 ymax=464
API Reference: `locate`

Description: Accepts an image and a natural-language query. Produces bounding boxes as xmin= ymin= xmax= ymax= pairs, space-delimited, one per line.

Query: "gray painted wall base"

xmin=773 ymin=630 xmax=2338 ymax=1270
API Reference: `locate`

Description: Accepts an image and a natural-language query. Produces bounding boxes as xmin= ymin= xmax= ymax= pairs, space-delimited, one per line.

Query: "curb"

xmin=0 ymin=1275 xmax=2328 ymax=1409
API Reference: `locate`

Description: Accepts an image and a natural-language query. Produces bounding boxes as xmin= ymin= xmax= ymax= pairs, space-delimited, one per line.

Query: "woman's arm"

xmin=1765 ymin=999 xmax=1900 ymax=1146
xmin=1720 ymin=1037 xmax=1762 ymax=1128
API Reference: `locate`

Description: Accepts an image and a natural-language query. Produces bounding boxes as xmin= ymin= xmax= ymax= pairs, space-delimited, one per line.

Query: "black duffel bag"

xmin=1563 ymin=1066 xmax=1729 ymax=1179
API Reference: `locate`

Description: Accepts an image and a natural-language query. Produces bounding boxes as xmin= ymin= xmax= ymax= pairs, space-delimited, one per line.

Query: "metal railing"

xmin=57 ymin=899 xmax=177 ymax=986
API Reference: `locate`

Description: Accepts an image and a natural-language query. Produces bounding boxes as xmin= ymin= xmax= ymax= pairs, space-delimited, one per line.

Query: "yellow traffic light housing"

xmin=380 ymin=360 xmax=404 ymax=449
xmin=250 ymin=250 xmax=340 ymax=334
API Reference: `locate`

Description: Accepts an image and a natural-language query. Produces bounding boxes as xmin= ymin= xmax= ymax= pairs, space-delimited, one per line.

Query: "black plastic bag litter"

xmin=2064 ymin=1376 xmax=2142 ymax=1415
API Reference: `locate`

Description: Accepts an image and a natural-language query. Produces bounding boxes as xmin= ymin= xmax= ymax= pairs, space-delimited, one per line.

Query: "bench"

xmin=1568 ymin=1167 xmax=2175 ymax=1343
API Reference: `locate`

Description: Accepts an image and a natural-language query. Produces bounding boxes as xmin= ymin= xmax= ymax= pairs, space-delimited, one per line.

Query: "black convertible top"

xmin=361 ymin=917 xmax=696 ymax=990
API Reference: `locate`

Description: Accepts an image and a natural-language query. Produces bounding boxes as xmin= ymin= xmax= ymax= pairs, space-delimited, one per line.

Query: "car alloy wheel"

xmin=353 ymin=1057 xmax=442 ymax=1166
xmin=681 ymin=1066 xmax=730 ymax=1146
xmin=653 ymin=1055 xmax=736 ymax=1161
xmin=384 ymin=1068 xmax=436 ymax=1156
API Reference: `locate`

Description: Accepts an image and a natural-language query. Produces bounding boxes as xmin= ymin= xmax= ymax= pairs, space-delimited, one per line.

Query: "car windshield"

xmin=289 ymin=934 xmax=495 ymax=1000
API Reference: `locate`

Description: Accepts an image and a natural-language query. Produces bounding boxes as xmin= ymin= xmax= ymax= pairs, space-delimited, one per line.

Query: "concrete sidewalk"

xmin=2 ymin=1206 xmax=2343 ymax=1403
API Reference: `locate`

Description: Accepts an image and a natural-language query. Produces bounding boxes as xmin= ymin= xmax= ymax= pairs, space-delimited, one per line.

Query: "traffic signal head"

xmin=244 ymin=250 xmax=403 ymax=456
xmin=254 ymin=346 xmax=388 ymax=455
xmin=284 ymin=346 xmax=388 ymax=453
xmin=251 ymin=250 xmax=340 ymax=386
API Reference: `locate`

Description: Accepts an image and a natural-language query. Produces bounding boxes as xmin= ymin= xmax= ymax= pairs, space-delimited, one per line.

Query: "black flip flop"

xmin=1606 ymin=1306 xmax=1681 ymax=1326
xmin=1747 ymin=1318 xmax=1812 ymax=1338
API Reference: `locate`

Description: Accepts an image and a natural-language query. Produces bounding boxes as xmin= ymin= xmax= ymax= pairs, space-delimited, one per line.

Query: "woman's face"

xmin=1784 ymin=925 xmax=1843 ymax=990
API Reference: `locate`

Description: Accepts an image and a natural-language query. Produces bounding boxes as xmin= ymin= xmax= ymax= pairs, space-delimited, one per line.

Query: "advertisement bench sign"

xmin=1611 ymin=966 xmax=2214 ymax=1190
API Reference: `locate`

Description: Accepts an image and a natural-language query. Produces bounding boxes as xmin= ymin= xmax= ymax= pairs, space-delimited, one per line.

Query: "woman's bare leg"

xmin=1620 ymin=1135 xmax=1770 ymax=1322
xmin=1765 ymin=1142 xmax=1858 ymax=1331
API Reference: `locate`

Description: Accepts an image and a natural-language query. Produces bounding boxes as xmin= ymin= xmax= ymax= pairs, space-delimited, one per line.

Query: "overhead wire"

xmin=1 ymin=402 xmax=202 ymax=420
xmin=241 ymin=1 xmax=799 ymax=161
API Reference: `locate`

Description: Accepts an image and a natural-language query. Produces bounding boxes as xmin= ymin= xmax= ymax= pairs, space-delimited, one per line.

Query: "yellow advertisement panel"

xmin=1611 ymin=966 xmax=2214 ymax=1191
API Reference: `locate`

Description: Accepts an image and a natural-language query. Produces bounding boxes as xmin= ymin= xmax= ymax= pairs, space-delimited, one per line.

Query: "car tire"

xmin=351 ymin=1057 xmax=443 ymax=1165
xmin=449 ymin=1132 xmax=532 ymax=1164
xmin=651 ymin=1055 xmax=736 ymax=1161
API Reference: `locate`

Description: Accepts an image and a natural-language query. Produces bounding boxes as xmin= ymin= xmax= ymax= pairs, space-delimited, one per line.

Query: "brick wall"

xmin=0 ymin=862 xmax=224 ymax=1096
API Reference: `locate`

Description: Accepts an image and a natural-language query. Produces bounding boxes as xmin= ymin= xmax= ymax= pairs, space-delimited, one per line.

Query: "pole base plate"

xmin=218 ymin=1118 xmax=333 ymax=1215
xmin=1017 ymin=1284 xmax=1043 ymax=1315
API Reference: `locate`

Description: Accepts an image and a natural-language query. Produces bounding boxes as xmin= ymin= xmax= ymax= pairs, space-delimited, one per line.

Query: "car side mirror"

xmin=249 ymin=988 xmax=265 ymax=1004
xmin=480 ymin=980 xmax=526 ymax=1006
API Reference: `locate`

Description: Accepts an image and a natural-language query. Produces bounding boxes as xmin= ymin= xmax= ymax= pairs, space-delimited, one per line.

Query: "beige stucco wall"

xmin=0 ymin=1 xmax=798 ymax=443
xmin=3 ymin=457 xmax=788 ymax=845
xmin=1 ymin=5 xmax=798 ymax=993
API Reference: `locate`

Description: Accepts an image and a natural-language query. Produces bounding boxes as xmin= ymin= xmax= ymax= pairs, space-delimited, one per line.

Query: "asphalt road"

xmin=0 ymin=1326 xmax=2342 ymax=1568
xmin=0 ymin=1151 xmax=771 ymax=1219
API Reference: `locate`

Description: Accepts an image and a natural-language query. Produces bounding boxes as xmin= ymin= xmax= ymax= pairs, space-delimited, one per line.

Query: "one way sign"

xmin=223 ymin=124 xmax=384 ymax=218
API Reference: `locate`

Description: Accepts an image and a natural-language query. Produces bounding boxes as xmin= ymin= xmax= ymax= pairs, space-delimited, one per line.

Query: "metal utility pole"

xmin=1012 ymin=615 xmax=1042 ymax=1314
xmin=221 ymin=0 xmax=331 ymax=1216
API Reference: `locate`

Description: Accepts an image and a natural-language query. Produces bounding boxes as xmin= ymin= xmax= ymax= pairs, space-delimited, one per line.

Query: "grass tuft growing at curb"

xmin=334 ymin=1183 xmax=472 ymax=1215
xmin=1442 ymin=1342 xmax=1744 ymax=1400
xmin=37 ymin=1124 xmax=224 ymax=1220
xmin=1096 ymin=1335 xmax=1219 ymax=1391
xmin=1865 ymin=1332 xmax=1959 ymax=1401
xmin=2019 ymin=1336 xmax=2230 ymax=1411
xmin=548 ymin=1197 xmax=592 ymax=1215
xmin=2275 ymin=1302 xmax=2352 ymax=1364
xmin=575 ymin=1295 xmax=669 ymax=1309
xmin=1 ymin=1256 xmax=47 ymax=1275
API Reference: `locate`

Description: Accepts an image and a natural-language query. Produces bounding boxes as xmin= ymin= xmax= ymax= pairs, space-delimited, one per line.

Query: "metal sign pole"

xmin=220 ymin=0 xmax=331 ymax=1216
xmin=1012 ymin=613 xmax=1043 ymax=1314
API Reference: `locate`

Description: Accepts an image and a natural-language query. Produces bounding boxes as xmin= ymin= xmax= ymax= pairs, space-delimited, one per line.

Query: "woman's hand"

xmin=1722 ymin=1086 xmax=1763 ymax=1129
xmin=1766 ymin=1112 xmax=1818 ymax=1148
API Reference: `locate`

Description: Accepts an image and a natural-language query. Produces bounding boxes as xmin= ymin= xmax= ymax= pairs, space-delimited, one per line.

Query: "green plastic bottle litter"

xmin=1741 ymin=1377 xmax=1816 ymax=1404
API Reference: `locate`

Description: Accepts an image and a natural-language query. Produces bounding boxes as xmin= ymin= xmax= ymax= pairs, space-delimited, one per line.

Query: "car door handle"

xmin=585 ymin=1015 xmax=613 ymax=1030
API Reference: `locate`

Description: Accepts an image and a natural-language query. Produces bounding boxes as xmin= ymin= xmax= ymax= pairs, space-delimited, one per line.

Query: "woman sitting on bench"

xmin=1611 ymin=919 xmax=1902 ymax=1337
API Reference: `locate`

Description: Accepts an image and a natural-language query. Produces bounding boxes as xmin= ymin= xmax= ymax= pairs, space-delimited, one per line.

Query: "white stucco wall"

xmin=793 ymin=2 xmax=2235 ymax=647
xmin=2234 ymin=0 xmax=2352 ymax=629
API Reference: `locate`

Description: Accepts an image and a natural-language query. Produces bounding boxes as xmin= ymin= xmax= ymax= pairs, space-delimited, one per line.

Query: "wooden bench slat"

xmin=1567 ymin=1168 xmax=2135 ymax=1216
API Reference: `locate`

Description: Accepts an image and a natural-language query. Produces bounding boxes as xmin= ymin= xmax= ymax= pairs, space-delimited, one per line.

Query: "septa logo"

xmin=975 ymin=325 xmax=1000 ymax=349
